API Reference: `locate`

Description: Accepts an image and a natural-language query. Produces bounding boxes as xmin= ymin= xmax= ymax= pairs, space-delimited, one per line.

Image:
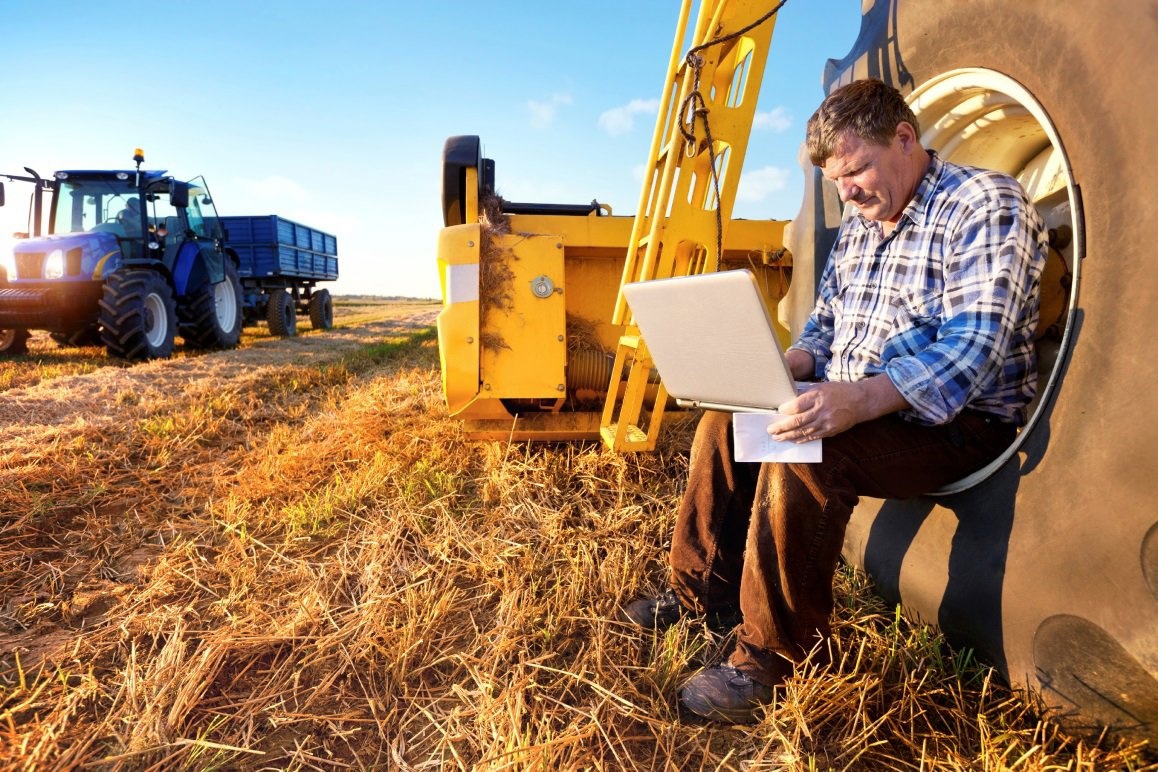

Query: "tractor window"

xmin=146 ymin=187 xmax=181 ymax=238
xmin=53 ymin=179 xmax=137 ymax=235
xmin=184 ymin=176 xmax=221 ymax=240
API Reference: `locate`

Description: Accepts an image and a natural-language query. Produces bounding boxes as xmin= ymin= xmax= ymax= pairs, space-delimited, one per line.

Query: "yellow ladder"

xmin=600 ymin=0 xmax=784 ymax=451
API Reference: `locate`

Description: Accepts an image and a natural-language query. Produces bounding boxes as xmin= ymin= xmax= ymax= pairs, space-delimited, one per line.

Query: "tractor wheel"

xmin=0 ymin=328 xmax=30 ymax=355
xmin=828 ymin=0 xmax=1157 ymax=744
xmin=180 ymin=258 xmax=243 ymax=349
xmin=266 ymin=288 xmax=297 ymax=337
xmin=50 ymin=326 xmax=103 ymax=348
xmin=308 ymin=289 xmax=334 ymax=330
xmin=98 ymin=269 xmax=177 ymax=360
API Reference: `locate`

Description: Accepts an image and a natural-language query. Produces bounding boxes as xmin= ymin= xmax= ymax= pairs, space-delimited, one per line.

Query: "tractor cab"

xmin=42 ymin=170 xmax=220 ymax=267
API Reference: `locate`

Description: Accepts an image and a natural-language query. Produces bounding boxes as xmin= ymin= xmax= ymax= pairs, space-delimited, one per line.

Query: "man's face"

xmin=820 ymin=127 xmax=917 ymax=224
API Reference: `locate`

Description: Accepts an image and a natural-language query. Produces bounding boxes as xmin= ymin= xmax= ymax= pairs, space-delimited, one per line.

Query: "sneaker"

xmin=679 ymin=663 xmax=776 ymax=724
xmin=619 ymin=588 xmax=687 ymax=630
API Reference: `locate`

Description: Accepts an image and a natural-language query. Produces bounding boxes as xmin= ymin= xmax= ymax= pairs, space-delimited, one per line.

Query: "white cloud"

xmin=527 ymin=93 xmax=573 ymax=129
xmin=753 ymin=106 xmax=792 ymax=133
xmin=598 ymin=98 xmax=661 ymax=136
xmin=736 ymin=165 xmax=791 ymax=203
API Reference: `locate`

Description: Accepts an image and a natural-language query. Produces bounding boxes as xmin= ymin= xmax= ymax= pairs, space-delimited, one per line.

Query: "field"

xmin=0 ymin=298 xmax=1152 ymax=770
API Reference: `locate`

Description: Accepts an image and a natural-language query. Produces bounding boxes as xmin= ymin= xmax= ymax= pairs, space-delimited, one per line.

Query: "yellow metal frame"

xmin=601 ymin=0 xmax=782 ymax=451
xmin=436 ymin=1 xmax=790 ymax=448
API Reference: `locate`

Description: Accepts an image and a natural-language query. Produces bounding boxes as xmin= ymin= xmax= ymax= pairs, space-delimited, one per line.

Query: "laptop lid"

xmin=621 ymin=269 xmax=797 ymax=412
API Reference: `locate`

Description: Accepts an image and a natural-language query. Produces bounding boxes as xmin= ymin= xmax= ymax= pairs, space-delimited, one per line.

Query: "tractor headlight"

xmin=44 ymin=249 xmax=65 ymax=280
xmin=0 ymin=250 xmax=15 ymax=280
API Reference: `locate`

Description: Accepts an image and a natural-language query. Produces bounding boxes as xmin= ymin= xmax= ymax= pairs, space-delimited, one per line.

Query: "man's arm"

xmin=770 ymin=372 xmax=911 ymax=442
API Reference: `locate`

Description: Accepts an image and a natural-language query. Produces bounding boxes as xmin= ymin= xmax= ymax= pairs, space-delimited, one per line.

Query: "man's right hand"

xmin=784 ymin=348 xmax=816 ymax=381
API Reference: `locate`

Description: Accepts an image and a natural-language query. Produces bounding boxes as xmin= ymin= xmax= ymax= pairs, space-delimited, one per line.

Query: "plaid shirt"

xmin=790 ymin=152 xmax=1048 ymax=426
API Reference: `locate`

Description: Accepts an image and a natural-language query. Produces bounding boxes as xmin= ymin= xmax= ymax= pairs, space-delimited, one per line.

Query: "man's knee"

xmin=696 ymin=410 xmax=732 ymax=441
xmin=690 ymin=410 xmax=734 ymax=464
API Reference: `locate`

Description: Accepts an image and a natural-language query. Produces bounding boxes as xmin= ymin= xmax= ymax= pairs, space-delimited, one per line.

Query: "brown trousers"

xmin=669 ymin=409 xmax=1015 ymax=684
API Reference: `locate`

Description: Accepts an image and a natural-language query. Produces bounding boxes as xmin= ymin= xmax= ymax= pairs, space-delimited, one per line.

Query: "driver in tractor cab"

xmin=115 ymin=197 xmax=141 ymax=235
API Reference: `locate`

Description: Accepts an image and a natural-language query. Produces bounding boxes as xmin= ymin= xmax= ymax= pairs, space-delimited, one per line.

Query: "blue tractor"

xmin=0 ymin=150 xmax=242 ymax=359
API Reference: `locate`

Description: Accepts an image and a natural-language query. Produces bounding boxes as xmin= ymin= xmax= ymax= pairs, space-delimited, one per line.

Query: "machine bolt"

xmin=557 ymin=335 xmax=564 ymax=342
xmin=557 ymin=384 xmax=565 ymax=391
xmin=531 ymin=275 xmax=555 ymax=298
xmin=466 ymin=336 xmax=474 ymax=344
xmin=467 ymin=240 xmax=476 ymax=248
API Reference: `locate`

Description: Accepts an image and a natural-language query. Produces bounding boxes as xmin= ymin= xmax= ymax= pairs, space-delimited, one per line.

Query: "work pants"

xmin=669 ymin=409 xmax=1015 ymax=685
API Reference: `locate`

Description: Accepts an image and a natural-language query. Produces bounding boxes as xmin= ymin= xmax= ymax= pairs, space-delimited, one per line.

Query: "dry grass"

xmin=0 ymin=301 xmax=1154 ymax=770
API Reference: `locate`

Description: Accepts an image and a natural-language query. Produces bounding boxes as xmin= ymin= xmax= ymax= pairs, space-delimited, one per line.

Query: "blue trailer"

xmin=217 ymin=215 xmax=339 ymax=336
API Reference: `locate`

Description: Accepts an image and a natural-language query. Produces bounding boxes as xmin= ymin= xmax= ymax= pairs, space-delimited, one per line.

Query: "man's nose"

xmin=837 ymin=178 xmax=861 ymax=203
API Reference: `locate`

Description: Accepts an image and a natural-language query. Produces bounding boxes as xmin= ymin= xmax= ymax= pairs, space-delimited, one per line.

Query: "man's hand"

xmin=770 ymin=375 xmax=910 ymax=443
xmin=784 ymin=348 xmax=816 ymax=381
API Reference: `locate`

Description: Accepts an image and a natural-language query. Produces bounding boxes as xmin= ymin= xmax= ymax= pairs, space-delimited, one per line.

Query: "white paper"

xmin=733 ymin=411 xmax=823 ymax=463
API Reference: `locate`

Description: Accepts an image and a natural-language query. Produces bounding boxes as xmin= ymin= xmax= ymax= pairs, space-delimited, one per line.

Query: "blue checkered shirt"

xmin=790 ymin=152 xmax=1048 ymax=426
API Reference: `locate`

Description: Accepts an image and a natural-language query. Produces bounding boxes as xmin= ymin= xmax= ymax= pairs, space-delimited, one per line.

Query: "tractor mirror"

xmin=169 ymin=181 xmax=189 ymax=208
xmin=0 ymin=182 xmax=5 ymax=207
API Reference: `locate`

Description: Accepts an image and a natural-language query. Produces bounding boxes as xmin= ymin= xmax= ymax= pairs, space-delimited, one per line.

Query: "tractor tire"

xmin=266 ymin=288 xmax=297 ymax=337
xmin=0 ymin=328 xmax=30 ymax=355
xmin=180 ymin=258 xmax=243 ymax=349
xmin=98 ymin=269 xmax=177 ymax=360
xmin=825 ymin=0 xmax=1157 ymax=744
xmin=308 ymin=288 xmax=334 ymax=330
xmin=50 ymin=326 xmax=103 ymax=348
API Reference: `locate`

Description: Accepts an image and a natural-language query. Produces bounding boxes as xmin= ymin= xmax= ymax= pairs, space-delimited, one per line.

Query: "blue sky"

xmin=0 ymin=1 xmax=860 ymax=298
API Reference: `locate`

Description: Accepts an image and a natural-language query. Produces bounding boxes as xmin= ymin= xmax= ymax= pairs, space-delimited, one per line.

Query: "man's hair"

xmin=805 ymin=79 xmax=920 ymax=166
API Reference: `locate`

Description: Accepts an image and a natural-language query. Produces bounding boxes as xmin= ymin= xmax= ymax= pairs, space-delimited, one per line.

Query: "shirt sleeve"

xmin=884 ymin=180 xmax=1045 ymax=424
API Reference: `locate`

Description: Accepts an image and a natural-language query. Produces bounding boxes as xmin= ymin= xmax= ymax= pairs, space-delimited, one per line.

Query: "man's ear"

xmin=896 ymin=121 xmax=918 ymax=152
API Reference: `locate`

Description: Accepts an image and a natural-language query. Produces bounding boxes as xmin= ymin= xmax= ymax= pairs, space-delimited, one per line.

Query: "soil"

xmin=0 ymin=302 xmax=439 ymax=678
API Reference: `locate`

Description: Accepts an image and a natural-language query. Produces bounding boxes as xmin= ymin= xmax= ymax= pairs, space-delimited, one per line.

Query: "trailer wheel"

xmin=180 ymin=259 xmax=243 ymax=349
xmin=0 ymin=328 xmax=30 ymax=355
xmin=266 ymin=288 xmax=297 ymax=337
xmin=308 ymin=289 xmax=333 ymax=330
xmin=99 ymin=269 xmax=177 ymax=360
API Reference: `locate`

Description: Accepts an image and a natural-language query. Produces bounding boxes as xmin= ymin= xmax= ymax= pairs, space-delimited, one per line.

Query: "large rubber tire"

xmin=266 ymin=288 xmax=297 ymax=337
xmin=308 ymin=289 xmax=333 ymax=330
xmin=0 ymin=328 xmax=30 ymax=356
xmin=442 ymin=135 xmax=482 ymax=227
xmin=180 ymin=258 xmax=243 ymax=349
xmin=824 ymin=0 xmax=1157 ymax=744
xmin=98 ymin=269 xmax=177 ymax=360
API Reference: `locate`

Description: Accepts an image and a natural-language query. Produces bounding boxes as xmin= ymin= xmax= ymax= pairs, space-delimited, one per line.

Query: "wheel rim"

xmin=0 ymin=330 xmax=13 ymax=348
xmin=143 ymin=292 xmax=168 ymax=348
xmin=909 ymin=68 xmax=1081 ymax=494
xmin=213 ymin=277 xmax=238 ymax=332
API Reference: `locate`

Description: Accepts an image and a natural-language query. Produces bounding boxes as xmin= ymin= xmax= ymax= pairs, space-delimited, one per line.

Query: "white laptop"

xmin=621 ymin=269 xmax=799 ymax=413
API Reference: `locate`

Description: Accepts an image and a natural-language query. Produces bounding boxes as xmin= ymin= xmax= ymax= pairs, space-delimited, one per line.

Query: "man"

xmin=621 ymin=79 xmax=1047 ymax=723
xmin=115 ymin=197 xmax=141 ymax=235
